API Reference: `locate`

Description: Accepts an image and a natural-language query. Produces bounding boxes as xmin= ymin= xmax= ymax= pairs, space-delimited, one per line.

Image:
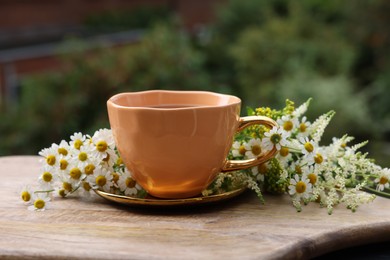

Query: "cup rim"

xmin=107 ymin=90 xmax=241 ymax=110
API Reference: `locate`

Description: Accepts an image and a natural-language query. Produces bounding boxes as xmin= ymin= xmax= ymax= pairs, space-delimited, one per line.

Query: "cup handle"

xmin=222 ymin=116 xmax=278 ymax=172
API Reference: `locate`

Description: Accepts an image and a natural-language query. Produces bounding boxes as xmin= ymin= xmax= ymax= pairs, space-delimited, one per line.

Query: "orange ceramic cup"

xmin=107 ymin=90 xmax=277 ymax=198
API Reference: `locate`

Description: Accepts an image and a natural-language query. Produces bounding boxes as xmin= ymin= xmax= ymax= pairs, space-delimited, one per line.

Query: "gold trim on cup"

xmin=222 ymin=116 xmax=278 ymax=172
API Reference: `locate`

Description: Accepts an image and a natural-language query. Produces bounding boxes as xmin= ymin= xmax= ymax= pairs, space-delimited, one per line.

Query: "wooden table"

xmin=1 ymin=156 xmax=389 ymax=259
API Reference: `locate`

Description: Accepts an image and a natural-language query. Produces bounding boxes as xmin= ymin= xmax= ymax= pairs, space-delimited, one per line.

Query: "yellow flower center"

xmin=295 ymin=181 xmax=307 ymax=193
xmin=21 ymin=191 xmax=31 ymax=202
xmin=70 ymin=168 xmax=82 ymax=180
xmin=63 ymin=182 xmax=72 ymax=192
xmin=126 ymin=177 xmax=136 ymax=188
xmin=96 ymin=175 xmax=107 ymax=187
xmin=279 ymin=147 xmax=289 ymax=157
xmin=116 ymin=157 xmax=123 ymax=165
xmin=308 ymin=173 xmax=317 ymax=184
xmin=78 ymin=152 xmax=88 ymax=162
xmin=304 ymin=142 xmax=314 ymax=153
xmin=58 ymin=147 xmax=68 ymax=156
xmin=34 ymin=199 xmax=45 ymax=209
xmin=239 ymin=145 xmax=246 ymax=156
xmin=74 ymin=139 xmax=83 ymax=150
xmin=251 ymin=145 xmax=261 ymax=156
xmin=112 ymin=172 xmax=120 ymax=183
xmin=42 ymin=172 xmax=53 ymax=182
xmin=58 ymin=189 xmax=66 ymax=198
xmin=283 ymin=121 xmax=293 ymax=131
xmin=295 ymin=165 xmax=302 ymax=175
xmin=341 ymin=143 xmax=347 ymax=148
xmin=314 ymin=153 xmax=324 ymax=164
xmin=96 ymin=141 xmax=108 ymax=152
xmin=299 ymin=123 xmax=307 ymax=132
xmin=84 ymin=164 xmax=96 ymax=175
xmin=258 ymin=163 xmax=268 ymax=175
xmin=46 ymin=155 xmax=56 ymax=166
xmin=379 ymin=176 xmax=388 ymax=185
xmin=83 ymin=182 xmax=92 ymax=191
xmin=60 ymin=159 xmax=68 ymax=170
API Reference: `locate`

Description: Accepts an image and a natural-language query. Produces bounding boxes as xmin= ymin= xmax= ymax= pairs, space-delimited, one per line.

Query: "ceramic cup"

xmin=107 ymin=90 xmax=278 ymax=199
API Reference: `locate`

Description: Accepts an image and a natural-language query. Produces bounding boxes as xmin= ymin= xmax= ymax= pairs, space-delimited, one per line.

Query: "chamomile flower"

xmin=67 ymin=166 xmax=86 ymax=185
xmin=38 ymin=145 xmax=58 ymax=167
xmin=61 ymin=180 xmax=76 ymax=195
xmin=87 ymin=167 xmax=113 ymax=191
xmin=290 ymin=162 xmax=304 ymax=178
xmin=299 ymin=137 xmax=317 ymax=155
xmin=52 ymin=140 xmax=71 ymax=157
xmin=69 ymin=143 xmax=96 ymax=169
xmin=277 ymin=115 xmax=299 ymax=132
xmin=101 ymin=150 xmax=119 ymax=169
xmin=69 ymin=132 xmax=87 ymax=150
xmin=299 ymin=137 xmax=317 ymax=164
xmin=83 ymin=162 xmax=98 ymax=176
xmin=313 ymin=148 xmax=327 ymax=166
xmin=118 ymin=168 xmax=140 ymax=196
xmin=58 ymin=172 xmax=77 ymax=195
xmin=276 ymin=146 xmax=292 ymax=168
xmin=38 ymin=167 xmax=57 ymax=190
xmin=109 ymin=171 xmax=120 ymax=190
xmin=250 ymin=163 xmax=268 ymax=182
xmin=20 ymin=185 xmax=34 ymax=204
xmin=244 ymin=138 xmax=262 ymax=158
xmin=262 ymin=126 xmax=290 ymax=151
xmin=91 ymin=129 xmax=116 ymax=161
xmin=375 ymin=168 xmax=390 ymax=191
xmin=58 ymin=155 xmax=71 ymax=172
xmin=57 ymin=188 xmax=69 ymax=198
xmin=28 ymin=193 xmax=51 ymax=211
xmin=302 ymin=165 xmax=318 ymax=186
xmin=78 ymin=181 xmax=95 ymax=198
xmin=296 ymin=116 xmax=311 ymax=138
xmin=232 ymin=141 xmax=246 ymax=158
xmin=288 ymin=174 xmax=312 ymax=200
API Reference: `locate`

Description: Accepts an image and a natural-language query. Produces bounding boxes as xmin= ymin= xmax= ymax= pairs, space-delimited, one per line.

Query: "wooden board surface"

xmin=0 ymin=156 xmax=389 ymax=259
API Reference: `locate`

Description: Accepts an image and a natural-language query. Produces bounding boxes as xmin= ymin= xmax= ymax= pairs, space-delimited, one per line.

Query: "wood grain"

xmin=0 ymin=156 xmax=389 ymax=259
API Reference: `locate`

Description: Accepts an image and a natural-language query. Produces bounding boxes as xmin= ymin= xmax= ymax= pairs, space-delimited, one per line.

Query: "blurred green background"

xmin=0 ymin=0 xmax=389 ymax=166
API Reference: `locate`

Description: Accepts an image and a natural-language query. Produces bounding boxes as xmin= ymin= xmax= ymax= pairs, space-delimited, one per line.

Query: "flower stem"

xmin=362 ymin=186 xmax=390 ymax=199
xmin=34 ymin=190 xmax=54 ymax=193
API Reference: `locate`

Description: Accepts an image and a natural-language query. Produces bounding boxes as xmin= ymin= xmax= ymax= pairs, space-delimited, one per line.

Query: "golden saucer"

xmin=94 ymin=187 xmax=246 ymax=207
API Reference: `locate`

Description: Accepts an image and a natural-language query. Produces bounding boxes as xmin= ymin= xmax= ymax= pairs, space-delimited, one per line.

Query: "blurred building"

xmin=0 ymin=0 xmax=223 ymax=109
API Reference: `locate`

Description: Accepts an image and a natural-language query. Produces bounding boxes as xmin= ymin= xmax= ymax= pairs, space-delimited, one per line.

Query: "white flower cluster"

xmin=214 ymin=99 xmax=388 ymax=214
xmin=20 ymin=129 xmax=142 ymax=211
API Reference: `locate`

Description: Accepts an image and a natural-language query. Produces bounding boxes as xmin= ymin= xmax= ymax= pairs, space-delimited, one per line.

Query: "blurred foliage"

xmin=275 ymin=71 xmax=372 ymax=142
xmin=0 ymin=0 xmax=389 ymax=166
xmin=0 ymin=24 xmax=211 ymax=155
xmin=83 ymin=6 xmax=173 ymax=32
xmin=229 ymin=20 xmax=355 ymax=106
xmin=208 ymin=0 xmax=389 ymax=142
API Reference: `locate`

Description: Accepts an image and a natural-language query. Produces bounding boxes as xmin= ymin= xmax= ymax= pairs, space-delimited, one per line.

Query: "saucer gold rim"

xmin=94 ymin=187 xmax=246 ymax=207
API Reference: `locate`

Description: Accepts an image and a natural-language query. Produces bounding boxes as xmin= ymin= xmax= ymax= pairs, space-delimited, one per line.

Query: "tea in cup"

xmin=107 ymin=90 xmax=277 ymax=198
